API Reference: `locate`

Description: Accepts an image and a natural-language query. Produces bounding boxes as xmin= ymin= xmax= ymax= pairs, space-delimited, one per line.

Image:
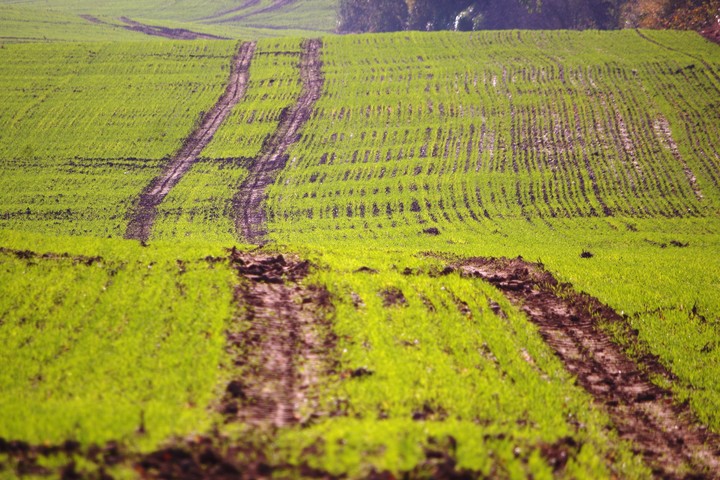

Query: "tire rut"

xmin=454 ymin=257 xmax=720 ymax=478
xmin=210 ymin=0 xmax=298 ymax=24
xmin=233 ymin=39 xmax=323 ymax=245
xmin=125 ymin=41 xmax=256 ymax=242
xmin=197 ymin=0 xmax=262 ymax=22
xmin=223 ymin=250 xmax=332 ymax=428
xmin=118 ymin=17 xmax=229 ymax=40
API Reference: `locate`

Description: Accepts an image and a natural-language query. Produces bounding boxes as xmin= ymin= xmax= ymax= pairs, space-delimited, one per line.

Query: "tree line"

xmin=337 ymin=0 xmax=719 ymax=34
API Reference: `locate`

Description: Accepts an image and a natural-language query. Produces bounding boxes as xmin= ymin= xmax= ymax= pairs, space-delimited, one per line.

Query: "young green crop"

xmin=0 ymin=40 xmax=236 ymax=238
xmin=0 ymin=29 xmax=719 ymax=477
xmin=0 ymin=230 xmax=236 ymax=449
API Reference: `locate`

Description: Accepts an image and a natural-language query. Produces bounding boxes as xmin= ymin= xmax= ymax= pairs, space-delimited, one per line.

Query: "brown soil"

xmin=222 ymin=248 xmax=333 ymax=428
xmin=79 ymin=14 xmax=105 ymax=25
xmin=118 ymin=17 xmax=228 ymax=40
xmin=211 ymin=0 xmax=298 ymax=24
xmin=454 ymin=256 xmax=720 ymax=478
xmin=233 ymin=39 xmax=324 ymax=244
xmin=125 ymin=42 xmax=256 ymax=242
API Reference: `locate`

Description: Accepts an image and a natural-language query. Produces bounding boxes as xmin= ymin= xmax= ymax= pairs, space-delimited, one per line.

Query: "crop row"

xmin=266 ymin=30 xmax=720 ymax=243
xmin=0 ymin=40 xmax=236 ymax=238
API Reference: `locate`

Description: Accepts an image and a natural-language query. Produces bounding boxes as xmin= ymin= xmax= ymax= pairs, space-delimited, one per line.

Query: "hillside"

xmin=0 ymin=30 xmax=719 ymax=478
xmin=0 ymin=0 xmax=338 ymax=41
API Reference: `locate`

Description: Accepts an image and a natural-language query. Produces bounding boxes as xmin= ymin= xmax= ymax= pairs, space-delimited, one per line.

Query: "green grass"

xmin=262 ymin=29 xmax=720 ymax=430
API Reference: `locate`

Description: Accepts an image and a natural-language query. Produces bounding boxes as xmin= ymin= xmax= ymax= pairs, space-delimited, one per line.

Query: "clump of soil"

xmin=380 ymin=286 xmax=408 ymax=307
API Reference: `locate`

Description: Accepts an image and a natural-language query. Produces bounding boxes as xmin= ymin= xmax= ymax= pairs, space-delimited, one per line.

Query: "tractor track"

xmin=233 ymin=39 xmax=323 ymax=245
xmin=125 ymin=41 xmax=256 ymax=242
xmin=118 ymin=17 xmax=229 ymax=40
xmin=197 ymin=0 xmax=262 ymax=22
xmin=221 ymin=250 xmax=332 ymax=429
xmin=210 ymin=0 xmax=298 ymax=24
xmin=455 ymin=257 xmax=720 ymax=479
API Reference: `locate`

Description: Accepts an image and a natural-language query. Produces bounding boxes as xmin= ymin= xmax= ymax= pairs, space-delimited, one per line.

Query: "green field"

xmin=0 ymin=27 xmax=719 ymax=478
xmin=0 ymin=0 xmax=338 ymax=41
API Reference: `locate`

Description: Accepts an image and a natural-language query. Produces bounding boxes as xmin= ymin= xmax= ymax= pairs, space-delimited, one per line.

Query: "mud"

xmin=0 ymin=247 xmax=103 ymax=266
xmin=454 ymin=256 xmax=720 ymax=478
xmin=211 ymin=0 xmax=298 ymax=24
xmin=223 ymin=248 xmax=333 ymax=428
xmin=118 ymin=17 xmax=228 ymax=40
xmin=125 ymin=42 xmax=256 ymax=242
xmin=233 ymin=39 xmax=324 ymax=244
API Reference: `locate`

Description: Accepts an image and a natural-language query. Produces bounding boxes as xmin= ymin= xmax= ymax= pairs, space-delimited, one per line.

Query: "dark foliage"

xmin=337 ymin=0 xmax=622 ymax=33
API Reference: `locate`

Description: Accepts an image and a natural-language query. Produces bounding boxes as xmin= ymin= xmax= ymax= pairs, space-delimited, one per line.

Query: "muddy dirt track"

xmin=210 ymin=0 xmax=298 ymax=24
xmin=233 ymin=39 xmax=324 ymax=244
xmin=455 ymin=257 xmax=720 ymax=479
xmin=223 ymin=249 xmax=331 ymax=428
xmin=80 ymin=15 xmax=228 ymax=40
xmin=125 ymin=42 xmax=256 ymax=242
xmin=119 ymin=17 xmax=229 ymax=40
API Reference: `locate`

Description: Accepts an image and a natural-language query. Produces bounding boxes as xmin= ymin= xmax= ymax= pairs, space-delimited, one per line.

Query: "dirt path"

xmin=222 ymin=250 xmax=331 ymax=428
xmin=454 ymin=257 xmax=720 ymax=478
xmin=233 ymin=39 xmax=324 ymax=244
xmin=211 ymin=0 xmax=298 ymax=24
xmin=118 ymin=17 xmax=228 ymax=40
xmin=197 ymin=0 xmax=262 ymax=22
xmin=125 ymin=42 xmax=256 ymax=242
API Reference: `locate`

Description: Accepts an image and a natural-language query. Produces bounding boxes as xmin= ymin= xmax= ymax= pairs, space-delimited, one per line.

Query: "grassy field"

xmin=0 ymin=29 xmax=719 ymax=478
xmin=0 ymin=0 xmax=338 ymax=41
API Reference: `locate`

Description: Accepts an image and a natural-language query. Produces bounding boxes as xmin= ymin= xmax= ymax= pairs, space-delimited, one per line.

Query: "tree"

xmin=338 ymin=0 xmax=408 ymax=32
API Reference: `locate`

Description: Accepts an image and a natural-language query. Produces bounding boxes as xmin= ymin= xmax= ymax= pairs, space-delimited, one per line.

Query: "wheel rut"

xmin=210 ymin=0 xmax=298 ymax=24
xmin=454 ymin=257 xmax=720 ymax=479
xmin=233 ymin=39 xmax=324 ymax=245
xmin=118 ymin=17 xmax=229 ymax=40
xmin=125 ymin=41 xmax=256 ymax=242
xmin=222 ymin=249 xmax=332 ymax=429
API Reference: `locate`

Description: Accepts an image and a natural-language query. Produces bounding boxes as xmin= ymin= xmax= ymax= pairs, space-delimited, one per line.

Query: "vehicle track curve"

xmin=125 ymin=41 xmax=256 ymax=242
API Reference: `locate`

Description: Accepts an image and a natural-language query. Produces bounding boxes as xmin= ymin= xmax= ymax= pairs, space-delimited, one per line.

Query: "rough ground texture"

xmin=137 ymin=250 xmax=334 ymax=478
xmin=118 ymin=17 xmax=228 ymax=40
xmin=233 ymin=39 xmax=324 ymax=244
xmin=0 ymin=250 xmax=334 ymax=479
xmin=454 ymin=256 xmax=720 ymax=479
xmin=125 ymin=42 xmax=256 ymax=242
xmin=222 ymin=248 xmax=333 ymax=428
